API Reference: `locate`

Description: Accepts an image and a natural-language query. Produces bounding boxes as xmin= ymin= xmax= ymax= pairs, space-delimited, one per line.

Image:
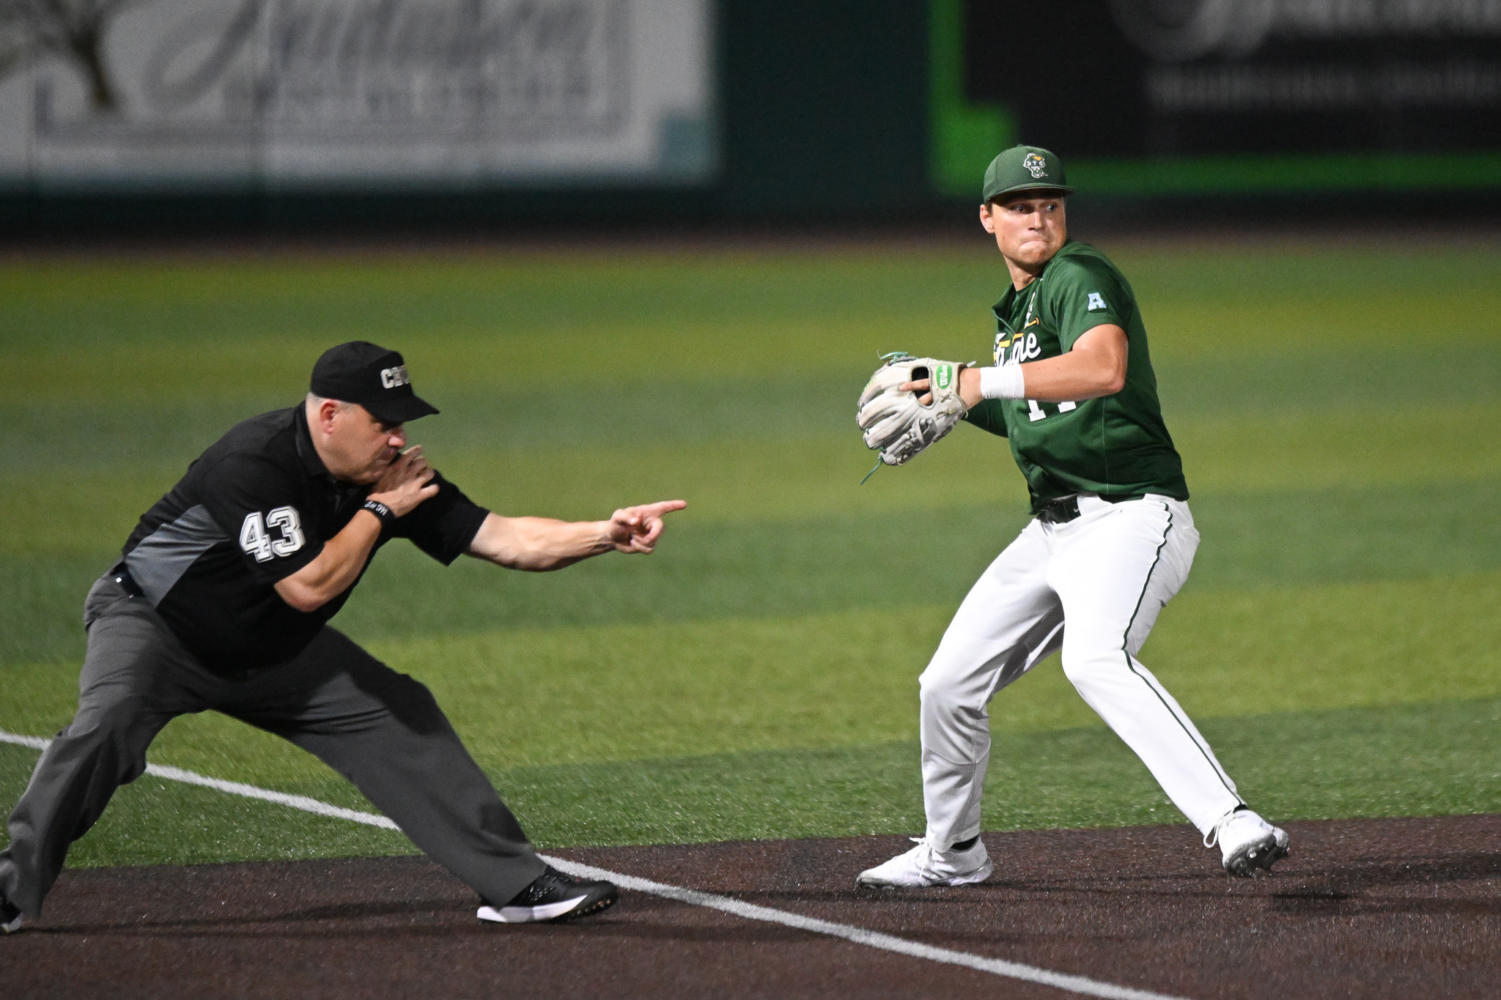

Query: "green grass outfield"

xmin=2 ymin=231 xmax=1499 ymax=869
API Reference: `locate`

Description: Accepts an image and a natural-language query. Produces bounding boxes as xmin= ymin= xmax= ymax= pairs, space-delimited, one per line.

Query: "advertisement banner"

xmin=0 ymin=0 xmax=717 ymax=190
xmin=935 ymin=0 xmax=1501 ymax=195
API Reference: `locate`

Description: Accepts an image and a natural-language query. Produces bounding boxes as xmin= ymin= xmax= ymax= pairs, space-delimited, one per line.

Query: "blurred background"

xmin=2 ymin=0 xmax=1499 ymax=242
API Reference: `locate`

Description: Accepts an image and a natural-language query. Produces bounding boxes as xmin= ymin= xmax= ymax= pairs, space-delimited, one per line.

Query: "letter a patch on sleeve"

xmin=1087 ymin=292 xmax=1107 ymax=311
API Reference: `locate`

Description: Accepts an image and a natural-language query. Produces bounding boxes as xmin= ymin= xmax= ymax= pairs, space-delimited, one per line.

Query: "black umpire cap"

xmin=310 ymin=341 xmax=439 ymax=424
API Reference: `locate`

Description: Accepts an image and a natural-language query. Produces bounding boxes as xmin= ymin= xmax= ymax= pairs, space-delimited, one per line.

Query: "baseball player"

xmin=855 ymin=145 xmax=1289 ymax=888
xmin=0 ymin=341 xmax=685 ymax=933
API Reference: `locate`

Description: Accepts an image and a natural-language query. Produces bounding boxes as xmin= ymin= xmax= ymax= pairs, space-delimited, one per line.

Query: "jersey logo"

xmin=1087 ymin=292 xmax=1107 ymax=311
xmin=994 ymin=330 xmax=1042 ymax=366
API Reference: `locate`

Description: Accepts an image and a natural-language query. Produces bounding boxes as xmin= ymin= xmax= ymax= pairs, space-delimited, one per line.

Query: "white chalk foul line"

xmin=0 ymin=730 xmax=1188 ymax=1000
xmin=548 ymin=856 xmax=1188 ymax=1000
xmin=1 ymin=731 xmax=401 ymax=831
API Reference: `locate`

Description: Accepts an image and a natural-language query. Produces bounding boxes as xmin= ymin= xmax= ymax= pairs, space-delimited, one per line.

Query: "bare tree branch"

xmin=0 ymin=0 xmax=147 ymax=111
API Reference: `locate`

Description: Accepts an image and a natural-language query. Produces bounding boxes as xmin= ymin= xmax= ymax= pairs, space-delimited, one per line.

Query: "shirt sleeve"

xmin=392 ymin=473 xmax=490 ymax=565
xmin=197 ymin=451 xmax=324 ymax=584
xmin=963 ymin=399 xmax=1010 ymax=437
xmin=1050 ymin=256 xmax=1133 ymax=350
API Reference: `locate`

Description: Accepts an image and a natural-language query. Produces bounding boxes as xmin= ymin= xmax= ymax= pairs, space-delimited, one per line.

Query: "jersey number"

xmin=240 ymin=507 xmax=306 ymax=562
xmin=1025 ymin=399 xmax=1078 ymax=422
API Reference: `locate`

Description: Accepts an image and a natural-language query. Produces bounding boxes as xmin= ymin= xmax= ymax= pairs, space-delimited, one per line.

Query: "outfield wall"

xmin=2 ymin=0 xmax=1498 ymax=238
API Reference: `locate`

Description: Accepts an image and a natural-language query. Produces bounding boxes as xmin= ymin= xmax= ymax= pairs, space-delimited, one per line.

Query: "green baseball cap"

xmin=981 ymin=145 xmax=1073 ymax=203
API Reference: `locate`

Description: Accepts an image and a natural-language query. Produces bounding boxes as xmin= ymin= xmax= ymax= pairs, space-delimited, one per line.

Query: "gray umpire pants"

xmin=0 ymin=573 xmax=546 ymax=918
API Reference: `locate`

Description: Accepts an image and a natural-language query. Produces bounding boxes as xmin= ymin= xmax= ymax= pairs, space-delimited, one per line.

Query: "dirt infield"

xmin=5 ymin=814 xmax=1497 ymax=1000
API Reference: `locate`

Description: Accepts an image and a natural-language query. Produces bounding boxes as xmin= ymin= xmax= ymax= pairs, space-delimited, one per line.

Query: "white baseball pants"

xmin=918 ymin=494 xmax=1243 ymax=849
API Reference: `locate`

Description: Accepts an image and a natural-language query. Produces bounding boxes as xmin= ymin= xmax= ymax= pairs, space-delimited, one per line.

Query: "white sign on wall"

xmin=0 ymin=0 xmax=717 ymax=189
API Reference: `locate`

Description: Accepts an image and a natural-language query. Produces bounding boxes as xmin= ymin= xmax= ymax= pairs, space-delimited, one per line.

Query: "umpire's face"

xmin=317 ymin=399 xmax=409 ymax=485
xmin=980 ymin=192 xmax=1068 ymax=279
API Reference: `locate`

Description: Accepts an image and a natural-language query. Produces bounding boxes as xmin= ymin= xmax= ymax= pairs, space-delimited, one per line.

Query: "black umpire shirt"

xmin=119 ymin=405 xmax=488 ymax=675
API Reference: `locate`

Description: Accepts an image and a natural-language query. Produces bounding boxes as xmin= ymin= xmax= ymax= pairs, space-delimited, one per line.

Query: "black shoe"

xmin=1 ymin=894 xmax=22 ymax=934
xmin=475 ymin=866 xmax=618 ymax=924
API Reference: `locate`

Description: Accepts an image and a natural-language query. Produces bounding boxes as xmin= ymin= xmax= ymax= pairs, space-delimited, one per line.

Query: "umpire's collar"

xmin=292 ymin=403 xmax=337 ymax=483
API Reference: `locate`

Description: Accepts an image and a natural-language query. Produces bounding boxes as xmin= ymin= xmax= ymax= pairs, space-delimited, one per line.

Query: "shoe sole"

xmin=476 ymin=886 xmax=618 ymax=924
xmin=856 ymin=858 xmax=994 ymax=889
xmin=1223 ymin=833 xmax=1290 ymax=877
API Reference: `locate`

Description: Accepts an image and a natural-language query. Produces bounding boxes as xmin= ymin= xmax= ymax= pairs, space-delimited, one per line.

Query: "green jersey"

xmin=965 ymin=240 xmax=1188 ymax=512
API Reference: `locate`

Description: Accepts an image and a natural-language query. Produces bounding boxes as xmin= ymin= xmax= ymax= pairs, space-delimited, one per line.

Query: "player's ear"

xmin=979 ymin=203 xmax=995 ymax=233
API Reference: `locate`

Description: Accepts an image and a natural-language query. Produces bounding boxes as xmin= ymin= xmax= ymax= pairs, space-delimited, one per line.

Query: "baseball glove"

xmin=856 ymin=352 xmax=968 ymax=469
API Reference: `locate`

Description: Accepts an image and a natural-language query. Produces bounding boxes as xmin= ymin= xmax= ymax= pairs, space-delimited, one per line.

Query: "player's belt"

xmin=1036 ymin=495 xmax=1084 ymax=523
xmin=1035 ymin=493 xmax=1131 ymax=524
xmin=109 ymin=562 xmax=144 ymax=598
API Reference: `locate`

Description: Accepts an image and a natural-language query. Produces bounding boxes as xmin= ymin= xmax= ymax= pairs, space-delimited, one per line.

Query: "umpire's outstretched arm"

xmin=466 ymin=500 xmax=688 ymax=572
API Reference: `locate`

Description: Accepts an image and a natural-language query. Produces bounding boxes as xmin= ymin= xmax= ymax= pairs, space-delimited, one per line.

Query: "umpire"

xmin=0 ymin=341 xmax=685 ymax=932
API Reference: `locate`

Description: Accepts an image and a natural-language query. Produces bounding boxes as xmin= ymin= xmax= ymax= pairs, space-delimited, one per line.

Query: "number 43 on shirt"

xmin=240 ymin=507 xmax=306 ymax=562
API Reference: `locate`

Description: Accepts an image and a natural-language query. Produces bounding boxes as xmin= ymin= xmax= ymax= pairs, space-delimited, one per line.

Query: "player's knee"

xmin=918 ymin=671 xmax=957 ymax=711
xmin=1058 ymin=646 xmax=1127 ymax=694
xmin=919 ymin=674 xmax=985 ymax=728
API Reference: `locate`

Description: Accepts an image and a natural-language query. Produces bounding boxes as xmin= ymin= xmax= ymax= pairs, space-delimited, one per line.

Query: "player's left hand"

xmin=608 ymin=499 xmax=687 ymax=553
xmin=857 ymin=353 xmax=968 ymax=468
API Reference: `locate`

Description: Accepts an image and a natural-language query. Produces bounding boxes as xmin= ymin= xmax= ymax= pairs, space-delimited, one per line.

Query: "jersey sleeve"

xmin=196 ymin=451 xmax=325 ymax=584
xmin=1049 ymin=255 xmax=1134 ymax=350
xmin=963 ymin=399 xmax=1010 ymax=437
xmin=392 ymin=474 xmax=490 ymax=565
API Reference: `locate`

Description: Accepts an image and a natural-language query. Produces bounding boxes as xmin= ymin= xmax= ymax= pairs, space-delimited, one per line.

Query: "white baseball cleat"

xmin=1206 ymin=807 xmax=1290 ymax=876
xmin=856 ymin=836 xmax=994 ymax=888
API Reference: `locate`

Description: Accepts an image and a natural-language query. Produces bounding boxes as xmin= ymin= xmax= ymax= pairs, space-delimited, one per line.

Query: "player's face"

xmin=327 ymin=404 xmax=408 ymax=485
xmin=980 ymin=194 xmax=1067 ymax=280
